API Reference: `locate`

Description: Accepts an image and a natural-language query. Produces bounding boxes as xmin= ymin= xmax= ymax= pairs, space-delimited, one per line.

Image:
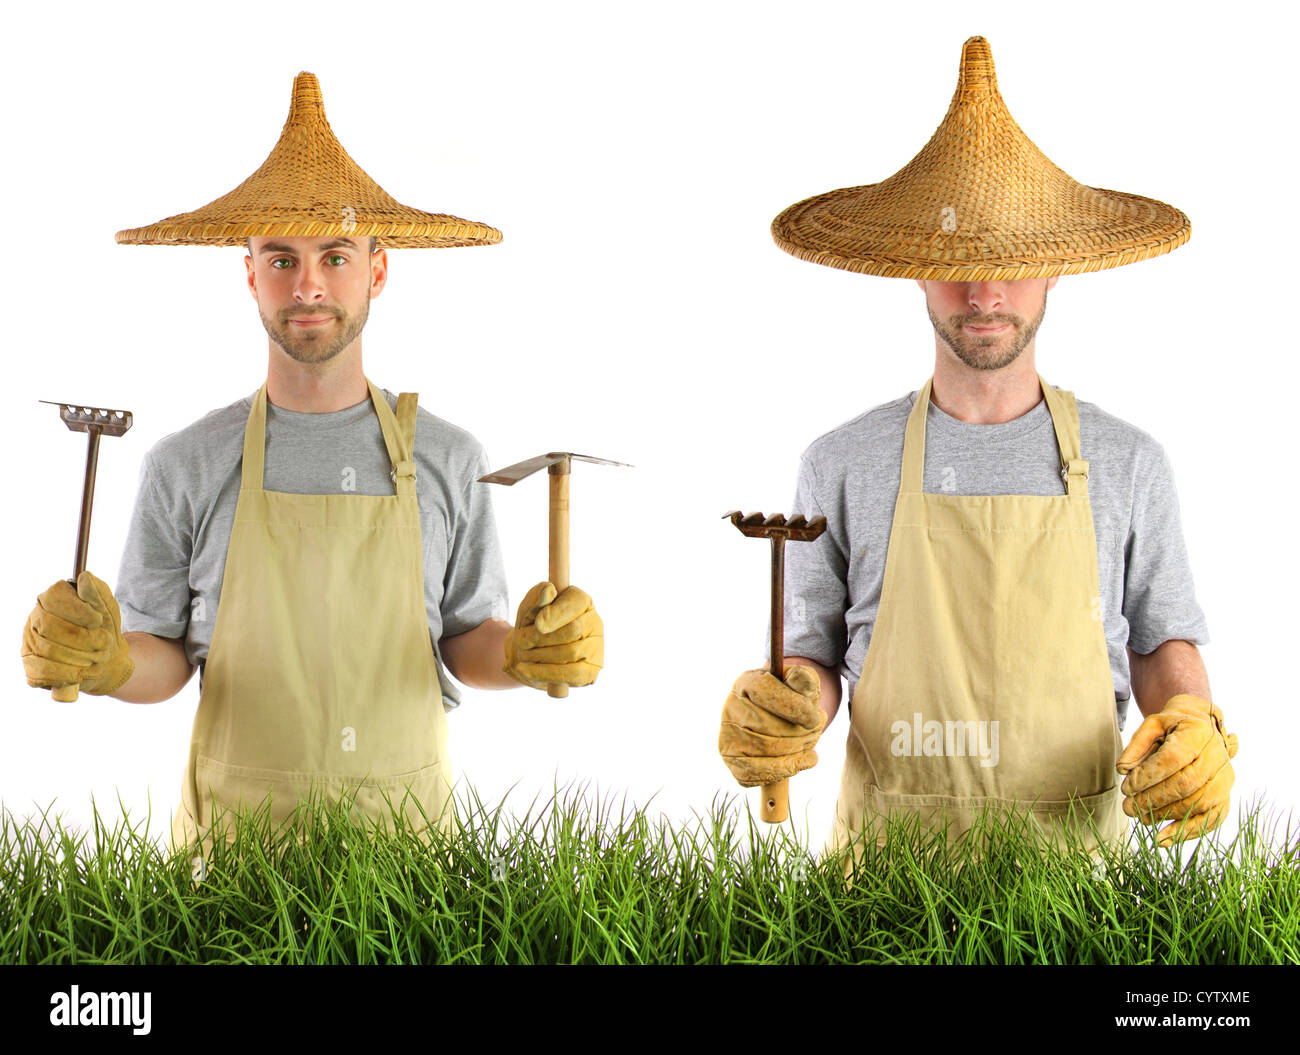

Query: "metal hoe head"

xmin=479 ymin=451 xmax=632 ymax=485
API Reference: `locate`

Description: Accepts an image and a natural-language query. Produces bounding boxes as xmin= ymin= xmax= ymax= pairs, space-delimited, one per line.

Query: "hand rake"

xmin=39 ymin=400 xmax=134 ymax=701
xmin=725 ymin=510 xmax=827 ymax=823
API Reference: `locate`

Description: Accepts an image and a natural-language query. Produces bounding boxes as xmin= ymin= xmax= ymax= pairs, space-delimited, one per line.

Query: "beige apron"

xmin=171 ymin=378 xmax=454 ymax=857
xmin=826 ymin=375 xmax=1127 ymax=865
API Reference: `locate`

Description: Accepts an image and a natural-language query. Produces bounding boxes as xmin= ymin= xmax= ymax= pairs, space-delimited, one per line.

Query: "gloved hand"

xmin=1116 ymin=693 xmax=1239 ymax=846
xmin=21 ymin=570 xmax=135 ymax=696
xmin=719 ymin=666 xmax=826 ymax=787
xmin=502 ymin=582 xmax=603 ymax=689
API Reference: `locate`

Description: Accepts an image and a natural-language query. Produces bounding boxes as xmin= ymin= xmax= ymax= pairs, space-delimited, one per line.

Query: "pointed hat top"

xmin=116 ymin=72 xmax=501 ymax=248
xmin=771 ymin=36 xmax=1190 ymax=280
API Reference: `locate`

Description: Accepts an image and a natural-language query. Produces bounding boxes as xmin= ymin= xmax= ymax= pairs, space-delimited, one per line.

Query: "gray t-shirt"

xmin=776 ymin=385 xmax=1210 ymax=732
xmin=115 ymin=385 xmax=511 ymax=708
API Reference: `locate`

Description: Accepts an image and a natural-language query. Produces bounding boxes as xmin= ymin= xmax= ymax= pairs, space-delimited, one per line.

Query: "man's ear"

xmin=1046 ymin=276 xmax=1059 ymax=293
xmin=368 ymin=248 xmax=389 ymax=297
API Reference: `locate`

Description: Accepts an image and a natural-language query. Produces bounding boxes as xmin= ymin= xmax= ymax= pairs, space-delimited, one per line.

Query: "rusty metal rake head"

xmin=40 ymin=401 xmax=134 ymax=437
xmin=724 ymin=511 xmax=827 ymax=682
xmin=40 ymin=402 xmax=135 ymax=581
xmin=725 ymin=511 xmax=827 ymax=543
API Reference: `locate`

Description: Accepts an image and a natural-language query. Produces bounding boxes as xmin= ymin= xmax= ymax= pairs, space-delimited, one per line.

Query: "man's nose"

xmin=292 ymin=261 xmax=329 ymax=301
xmin=965 ymin=282 xmax=1006 ymax=313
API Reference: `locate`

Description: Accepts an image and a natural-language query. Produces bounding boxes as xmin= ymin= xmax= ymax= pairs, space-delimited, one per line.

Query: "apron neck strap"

xmin=241 ymin=378 xmax=419 ymax=495
xmin=243 ymin=384 xmax=269 ymax=491
xmin=368 ymin=380 xmax=419 ymax=496
xmin=1038 ymin=374 xmax=1089 ymax=497
xmin=899 ymin=377 xmax=933 ymax=494
xmin=901 ymin=374 xmax=1088 ymax=497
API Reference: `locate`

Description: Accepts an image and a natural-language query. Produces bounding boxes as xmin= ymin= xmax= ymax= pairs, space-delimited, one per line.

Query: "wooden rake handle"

xmin=50 ymin=585 xmax=83 ymax=701
xmin=760 ymin=781 xmax=790 ymax=824
xmin=762 ymin=534 xmax=788 ymax=822
xmin=52 ymin=425 xmax=106 ymax=703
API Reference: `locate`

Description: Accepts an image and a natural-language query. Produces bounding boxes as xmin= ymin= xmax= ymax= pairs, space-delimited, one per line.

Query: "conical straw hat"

xmin=116 ymin=72 xmax=501 ymax=249
xmin=771 ymin=37 xmax=1190 ymax=281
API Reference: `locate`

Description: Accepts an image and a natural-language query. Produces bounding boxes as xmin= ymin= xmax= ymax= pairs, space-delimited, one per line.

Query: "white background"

xmin=3 ymin=0 xmax=1296 ymax=853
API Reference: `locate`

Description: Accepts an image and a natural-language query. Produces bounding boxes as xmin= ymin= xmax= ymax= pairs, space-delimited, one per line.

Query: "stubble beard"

xmin=928 ymin=292 xmax=1047 ymax=371
xmin=260 ymin=295 xmax=370 ymax=365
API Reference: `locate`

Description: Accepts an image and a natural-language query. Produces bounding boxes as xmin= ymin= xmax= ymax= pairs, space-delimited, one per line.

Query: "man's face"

xmin=245 ymin=236 xmax=384 ymax=364
xmin=918 ymin=277 xmax=1058 ymax=371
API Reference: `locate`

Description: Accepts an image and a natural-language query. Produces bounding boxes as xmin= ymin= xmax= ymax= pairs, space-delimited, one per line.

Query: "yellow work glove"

xmin=503 ymin=582 xmax=603 ymax=689
xmin=1116 ymin=693 xmax=1239 ymax=846
xmin=21 ymin=570 xmax=135 ymax=696
xmin=719 ymin=667 xmax=826 ymax=787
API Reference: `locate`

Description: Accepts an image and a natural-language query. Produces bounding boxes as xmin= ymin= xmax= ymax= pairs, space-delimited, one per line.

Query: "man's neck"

xmin=265 ymin=349 xmax=369 ymax=413
xmin=929 ymin=348 xmax=1043 ymax=424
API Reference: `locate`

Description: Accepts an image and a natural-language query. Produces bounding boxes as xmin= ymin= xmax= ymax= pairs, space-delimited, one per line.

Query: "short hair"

xmin=246 ymin=236 xmax=378 ymax=254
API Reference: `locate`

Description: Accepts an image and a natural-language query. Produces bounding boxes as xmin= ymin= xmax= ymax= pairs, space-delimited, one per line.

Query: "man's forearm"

xmin=441 ymin=619 xmax=518 ymax=690
xmin=110 ymin=631 xmax=196 ymax=703
xmin=1128 ymin=639 xmax=1211 ymax=718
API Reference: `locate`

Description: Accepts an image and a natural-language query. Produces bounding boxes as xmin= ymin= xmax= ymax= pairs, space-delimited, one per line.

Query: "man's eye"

xmin=328 ymin=254 xmax=346 ymax=265
xmin=271 ymin=258 xmax=291 ymax=269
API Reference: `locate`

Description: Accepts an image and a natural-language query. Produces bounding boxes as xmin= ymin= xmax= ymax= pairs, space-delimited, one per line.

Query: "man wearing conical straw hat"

xmin=20 ymin=72 xmax=605 ymax=858
xmin=718 ymin=37 xmax=1238 ymax=861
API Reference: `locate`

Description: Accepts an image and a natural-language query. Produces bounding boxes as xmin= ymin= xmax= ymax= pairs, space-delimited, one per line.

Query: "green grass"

xmin=1 ymin=785 xmax=1296 ymax=964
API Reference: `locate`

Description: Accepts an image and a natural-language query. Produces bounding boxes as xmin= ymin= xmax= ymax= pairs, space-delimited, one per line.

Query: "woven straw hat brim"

xmin=116 ymin=73 xmax=501 ymax=249
xmin=771 ymin=37 xmax=1190 ymax=281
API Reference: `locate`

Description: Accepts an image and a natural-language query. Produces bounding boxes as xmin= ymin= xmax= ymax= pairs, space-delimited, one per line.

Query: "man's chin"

xmin=274 ymin=338 xmax=345 ymax=364
xmin=952 ymin=342 xmax=1026 ymax=371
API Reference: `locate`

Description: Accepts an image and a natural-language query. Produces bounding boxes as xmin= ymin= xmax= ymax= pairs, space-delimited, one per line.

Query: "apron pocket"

xmin=193 ymin=754 xmax=296 ymax=833
xmin=193 ymin=754 xmax=454 ymax=839
xmin=856 ymin=783 xmax=1127 ymax=851
xmin=342 ymin=761 xmax=456 ymax=836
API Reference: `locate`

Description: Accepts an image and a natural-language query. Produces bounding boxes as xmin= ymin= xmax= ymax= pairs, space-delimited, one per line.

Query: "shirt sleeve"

xmin=115 ymin=450 xmax=193 ymax=640
xmin=439 ymin=444 xmax=510 ymax=639
xmin=771 ymin=451 xmax=849 ymax=670
xmin=1122 ymin=442 xmax=1210 ymax=655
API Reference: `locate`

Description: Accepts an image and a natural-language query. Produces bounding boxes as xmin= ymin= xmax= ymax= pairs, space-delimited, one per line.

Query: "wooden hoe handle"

xmin=547 ymin=466 xmax=570 ymax=699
